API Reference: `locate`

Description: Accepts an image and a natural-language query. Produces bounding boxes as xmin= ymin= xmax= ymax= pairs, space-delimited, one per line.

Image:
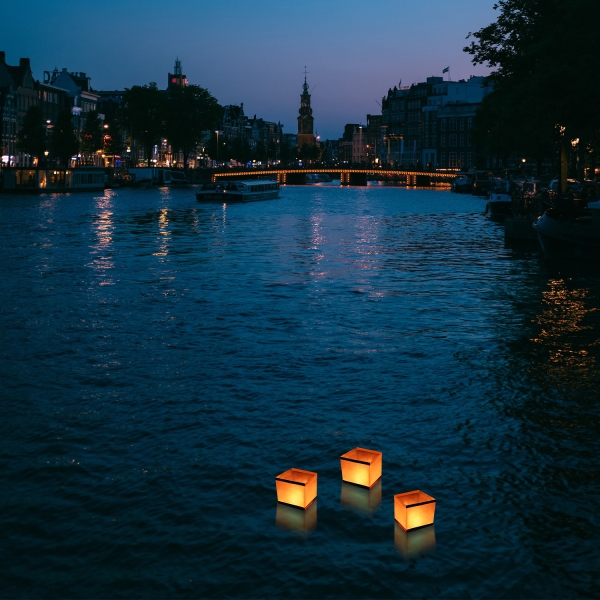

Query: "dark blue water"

xmin=1 ymin=185 xmax=599 ymax=598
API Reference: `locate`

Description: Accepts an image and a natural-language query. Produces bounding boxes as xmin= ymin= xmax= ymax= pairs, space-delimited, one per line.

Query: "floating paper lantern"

xmin=394 ymin=522 xmax=436 ymax=559
xmin=275 ymin=468 xmax=317 ymax=509
xmin=340 ymin=447 xmax=382 ymax=488
xmin=276 ymin=500 xmax=317 ymax=534
xmin=394 ymin=490 xmax=436 ymax=530
xmin=340 ymin=479 xmax=382 ymax=515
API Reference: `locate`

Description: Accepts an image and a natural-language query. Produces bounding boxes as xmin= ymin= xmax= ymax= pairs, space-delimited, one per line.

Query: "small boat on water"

xmin=196 ymin=179 xmax=280 ymax=202
xmin=533 ymin=200 xmax=600 ymax=261
xmin=486 ymin=178 xmax=513 ymax=218
xmin=306 ymin=173 xmax=332 ymax=183
xmin=451 ymin=173 xmax=473 ymax=194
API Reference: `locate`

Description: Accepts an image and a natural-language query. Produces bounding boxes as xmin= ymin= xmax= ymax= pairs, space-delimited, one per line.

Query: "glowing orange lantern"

xmin=340 ymin=447 xmax=382 ymax=488
xmin=394 ymin=490 xmax=436 ymax=530
xmin=275 ymin=468 xmax=317 ymax=509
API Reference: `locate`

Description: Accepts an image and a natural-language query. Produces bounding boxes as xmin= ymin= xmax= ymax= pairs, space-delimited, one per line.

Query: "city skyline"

xmin=3 ymin=0 xmax=495 ymax=139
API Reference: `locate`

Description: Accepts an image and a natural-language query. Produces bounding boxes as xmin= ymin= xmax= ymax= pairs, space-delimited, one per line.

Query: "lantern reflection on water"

xmin=340 ymin=479 xmax=382 ymax=515
xmin=275 ymin=501 xmax=317 ymax=535
xmin=394 ymin=522 xmax=436 ymax=559
xmin=340 ymin=447 xmax=382 ymax=488
xmin=394 ymin=490 xmax=436 ymax=530
xmin=275 ymin=468 xmax=317 ymax=509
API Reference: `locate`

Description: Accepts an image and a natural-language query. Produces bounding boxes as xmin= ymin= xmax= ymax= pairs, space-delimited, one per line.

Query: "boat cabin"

xmin=1 ymin=167 xmax=107 ymax=193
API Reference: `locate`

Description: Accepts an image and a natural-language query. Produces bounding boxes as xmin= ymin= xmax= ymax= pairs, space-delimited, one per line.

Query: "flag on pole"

xmin=442 ymin=66 xmax=450 ymax=73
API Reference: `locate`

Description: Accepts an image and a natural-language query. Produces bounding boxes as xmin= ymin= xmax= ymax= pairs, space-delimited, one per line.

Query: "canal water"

xmin=1 ymin=184 xmax=599 ymax=598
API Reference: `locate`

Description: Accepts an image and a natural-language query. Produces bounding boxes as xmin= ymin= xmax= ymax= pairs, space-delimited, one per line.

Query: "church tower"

xmin=168 ymin=58 xmax=188 ymax=90
xmin=297 ymin=68 xmax=315 ymax=148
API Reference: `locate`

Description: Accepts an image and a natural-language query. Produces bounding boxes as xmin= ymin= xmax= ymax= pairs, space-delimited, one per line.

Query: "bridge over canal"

xmin=212 ymin=168 xmax=457 ymax=187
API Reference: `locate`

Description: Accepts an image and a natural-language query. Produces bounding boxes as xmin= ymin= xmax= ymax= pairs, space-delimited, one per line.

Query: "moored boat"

xmin=196 ymin=179 xmax=280 ymax=202
xmin=533 ymin=201 xmax=600 ymax=261
xmin=451 ymin=173 xmax=473 ymax=194
xmin=486 ymin=178 xmax=513 ymax=218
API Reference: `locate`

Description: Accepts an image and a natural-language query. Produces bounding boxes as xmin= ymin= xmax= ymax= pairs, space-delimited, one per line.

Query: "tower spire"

xmin=297 ymin=68 xmax=315 ymax=148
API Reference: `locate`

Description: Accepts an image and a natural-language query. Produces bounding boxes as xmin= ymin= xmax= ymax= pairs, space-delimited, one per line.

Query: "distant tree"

xmin=103 ymin=122 xmax=124 ymax=159
xmin=50 ymin=108 xmax=79 ymax=167
xmin=279 ymin=139 xmax=295 ymax=165
xmin=299 ymin=143 xmax=319 ymax=164
xmin=16 ymin=106 xmax=46 ymax=161
xmin=164 ymin=85 xmax=222 ymax=172
xmin=117 ymin=83 xmax=165 ymax=165
xmin=206 ymin=132 xmax=228 ymax=163
xmin=80 ymin=110 xmax=103 ymax=163
xmin=230 ymin=137 xmax=252 ymax=164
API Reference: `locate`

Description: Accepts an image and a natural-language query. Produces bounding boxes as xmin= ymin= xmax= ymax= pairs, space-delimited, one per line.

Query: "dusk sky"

xmin=3 ymin=0 xmax=496 ymax=139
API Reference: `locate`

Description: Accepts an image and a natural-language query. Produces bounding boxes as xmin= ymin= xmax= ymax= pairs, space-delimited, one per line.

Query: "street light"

xmin=215 ymin=130 xmax=219 ymax=165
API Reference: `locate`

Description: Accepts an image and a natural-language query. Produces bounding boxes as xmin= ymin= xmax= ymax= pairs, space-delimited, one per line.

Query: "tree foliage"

xmin=465 ymin=0 xmax=600 ymax=167
xmin=16 ymin=106 xmax=46 ymax=160
xmin=80 ymin=110 xmax=103 ymax=160
xmin=164 ymin=85 xmax=221 ymax=171
xmin=118 ymin=83 xmax=165 ymax=165
xmin=50 ymin=108 xmax=79 ymax=167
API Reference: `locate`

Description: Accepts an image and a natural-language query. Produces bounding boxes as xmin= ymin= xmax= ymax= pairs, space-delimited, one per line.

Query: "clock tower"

xmin=297 ymin=68 xmax=315 ymax=148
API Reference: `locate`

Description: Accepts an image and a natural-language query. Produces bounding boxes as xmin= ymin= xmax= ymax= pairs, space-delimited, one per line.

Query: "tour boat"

xmin=196 ymin=180 xmax=280 ymax=202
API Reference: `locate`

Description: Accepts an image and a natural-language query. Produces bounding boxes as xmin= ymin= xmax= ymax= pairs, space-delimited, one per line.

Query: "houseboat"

xmin=1 ymin=167 xmax=106 ymax=193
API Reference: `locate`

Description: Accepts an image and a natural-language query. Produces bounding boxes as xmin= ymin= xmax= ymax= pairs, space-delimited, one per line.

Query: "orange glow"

xmin=275 ymin=500 xmax=317 ymax=534
xmin=340 ymin=479 xmax=382 ymax=515
xmin=340 ymin=447 xmax=382 ymax=488
xmin=275 ymin=468 xmax=317 ymax=509
xmin=394 ymin=490 xmax=436 ymax=530
xmin=394 ymin=523 xmax=436 ymax=559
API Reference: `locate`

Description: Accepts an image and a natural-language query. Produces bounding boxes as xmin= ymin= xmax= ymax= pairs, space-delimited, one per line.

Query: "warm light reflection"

xmin=275 ymin=501 xmax=317 ymax=535
xmin=533 ymin=278 xmax=598 ymax=374
xmin=340 ymin=479 xmax=382 ymax=515
xmin=394 ymin=490 xmax=436 ymax=530
xmin=340 ymin=447 xmax=382 ymax=488
xmin=394 ymin=523 xmax=436 ymax=559
xmin=153 ymin=208 xmax=170 ymax=257
xmin=89 ymin=192 xmax=115 ymax=285
xmin=275 ymin=468 xmax=317 ymax=509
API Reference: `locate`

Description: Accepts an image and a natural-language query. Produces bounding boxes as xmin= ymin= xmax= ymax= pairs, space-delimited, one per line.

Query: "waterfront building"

xmin=338 ymin=124 xmax=357 ymax=164
xmin=43 ymin=67 xmax=102 ymax=161
xmin=366 ymin=114 xmax=381 ymax=164
xmin=0 ymin=52 xmax=69 ymax=167
xmin=352 ymin=125 xmax=368 ymax=165
xmin=222 ymin=104 xmax=247 ymax=141
xmin=381 ymin=75 xmax=491 ymax=169
xmin=297 ymin=72 xmax=315 ymax=149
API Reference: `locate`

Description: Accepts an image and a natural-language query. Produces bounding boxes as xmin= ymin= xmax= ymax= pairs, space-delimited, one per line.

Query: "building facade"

xmin=1 ymin=53 xmax=70 ymax=167
xmin=380 ymin=75 xmax=491 ymax=169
